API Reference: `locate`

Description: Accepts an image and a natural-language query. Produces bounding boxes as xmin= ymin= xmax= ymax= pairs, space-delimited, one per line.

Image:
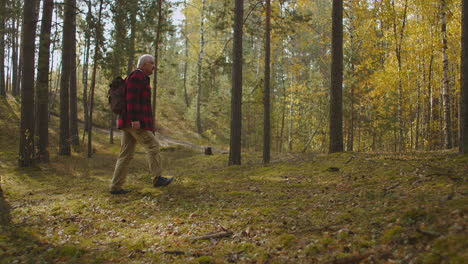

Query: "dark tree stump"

xmin=204 ymin=147 xmax=213 ymax=155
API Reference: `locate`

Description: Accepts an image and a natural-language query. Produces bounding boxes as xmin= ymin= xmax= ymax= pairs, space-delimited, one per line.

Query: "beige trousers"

xmin=110 ymin=128 xmax=162 ymax=191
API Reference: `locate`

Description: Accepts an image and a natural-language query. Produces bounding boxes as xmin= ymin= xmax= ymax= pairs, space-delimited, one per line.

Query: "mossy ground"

xmin=0 ymin=97 xmax=467 ymax=263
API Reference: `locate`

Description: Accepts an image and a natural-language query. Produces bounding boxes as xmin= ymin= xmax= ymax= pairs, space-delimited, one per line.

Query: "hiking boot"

xmin=110 ymin=189 xmax=132 ymax=195
xmin=153 ymin=176 xmax=174 ymax=187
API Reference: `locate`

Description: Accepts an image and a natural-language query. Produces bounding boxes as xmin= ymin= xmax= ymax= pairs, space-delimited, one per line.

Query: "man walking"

xmin=110 ymin=54 xmax=173 ymax=195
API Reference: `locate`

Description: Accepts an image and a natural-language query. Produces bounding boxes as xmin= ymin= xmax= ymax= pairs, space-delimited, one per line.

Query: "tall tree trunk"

xmin=196 ymin=0 xmax=206 ymax=134
xmin=346 ymin=6 xmax=357 ymax=152
xmin=59 ymin=0 xmax=75 ymax=156
xmin=288 ymin=91 xmax=294 ymax=152
xmin=263 ymin=0 xmax=271 ymax=164
xmin=82 ymin=0 xmax=92 ymax=144
xmin=427 ymin=49 xmax=435 ymax=149
xmin=153 ymin=0 xmax=164 ymax=125
xmin=228 ymin=0 xmax=244 ymax=166
xmin=18 ymin=14 xmax=23 ymax=96
xmin=415 ymin=63 xmax=422 ymax=149
xmin=127 ymin=3 xmax=137 ymax=75
xmin=391 ymin=0 xmax=408 ymax=152
xmin=36 ymin=0 xmax=54 ymax=163
xmin=279 ymin=49 xmax=287 ymax=153
xmin=11 ymin=12 xmax=18 ymax=97
xmin=462 ymin=0 xmax=468 ymax=153
xmin=5 ymin=47 xmax=10 ymax=93
xmin=0 ymin=0 xmax=5 ymax=97
xmin=329 ymin=0 xmax=344 ymax=153
xmin=183 ymin=0 xmax=190 ymax=107
xmin=18 ymin=0 xmax=37 ymax=167
xmin=441 ymin=0 xmax=453 ymax=149
xmin=88 ymin=0 xmax=104 ymax=158
xmin=69 ymin=1 xmax=79 ymax=148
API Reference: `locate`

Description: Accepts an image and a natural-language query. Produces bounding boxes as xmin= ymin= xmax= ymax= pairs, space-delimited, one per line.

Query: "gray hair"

xmin=137 ymin=54 xmax=154 ymax=67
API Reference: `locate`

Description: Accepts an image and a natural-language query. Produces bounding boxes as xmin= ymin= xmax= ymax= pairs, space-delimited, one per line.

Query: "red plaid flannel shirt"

xmin=117 ymin=69 xmax=155 ymax=132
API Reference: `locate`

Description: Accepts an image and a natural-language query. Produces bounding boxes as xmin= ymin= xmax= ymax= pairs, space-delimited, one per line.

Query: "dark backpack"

xmin=108 ymin=76 xmax=126 ymax=114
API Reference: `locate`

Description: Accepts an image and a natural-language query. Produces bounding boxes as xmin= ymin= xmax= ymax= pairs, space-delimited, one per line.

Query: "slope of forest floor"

xmin=0 ymin=96 xmax=467 ymax=264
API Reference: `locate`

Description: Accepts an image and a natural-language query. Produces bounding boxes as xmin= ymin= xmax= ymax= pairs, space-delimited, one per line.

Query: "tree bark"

xmin=88 ymin=0 xmax=104 ymax=158
xmin=329 ymin=0 xmax=344 ymax=153
xmin=461 ymin=0 xmax=468 ymax=153
xmin=183 ymin=0 xmax=190 ymax=107
xmin=81 ymin=0 xmax=92 ymax=144
xmin=18 ymin=0 xmax=37 ymax=167
xmin=228 ymin=0 xmax=243 ymax=166
xmin=36 ymin=0 xmax=54 ymax=163
xmin=153 ymin=0 xmax=164 ymax=125
xmin=11 ymin=11 xmax=19 ymax=97
xmin=69 ymin=1 xmax=79 ymax=147
xmin=441 ymin=0 xmax=453 ymax=149
xmin=127 ymin=3 xmax=137 ymax=75
xmin=196 ymin=0 xmax=206 ymax=134
xmin=263 ymin=0 xmax=271 ymax=164
xmin=59 ymin=0 xmax=75 ymax=156
xmin=0 ymin=0 xmax=5 ymax=97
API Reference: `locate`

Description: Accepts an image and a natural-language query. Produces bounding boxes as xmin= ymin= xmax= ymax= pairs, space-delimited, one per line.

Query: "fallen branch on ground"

xmin=190 ymin=231 xmax=233 ymax=240
xmin=384 ymin=182 xmax=401 ymax=192
xmin=163 ymin=250 xmax=209 ymax=257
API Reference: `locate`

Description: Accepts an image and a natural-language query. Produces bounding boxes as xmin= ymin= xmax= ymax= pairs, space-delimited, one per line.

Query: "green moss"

xmin=381 ymin=225 xmax=404 ymax=243
xmin=304 ymin=242 xmax=323 ymax=256
xmin=195 ymin=256 xmax=215 ymax=264
xmin=430 ymin=234 xmax=468 ymax=262
xmin=48 ymin=244 xmax=85 ymax=258
xmin=276 ymin=234 xmax=297 ymax=249
xmin=402 ymin=209 xmax=429 ymax=225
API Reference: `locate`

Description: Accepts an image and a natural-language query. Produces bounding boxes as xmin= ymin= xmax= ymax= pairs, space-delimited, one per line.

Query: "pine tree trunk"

xmin=69 ymin=2 xmax=79 ymax=147
xmin=18 ymin=0 xmax=37 ymax=167
xmin=0 ymin=0 xmax=5 ymax=97
xmin=196 ymin=0 xmax=206 ymax=134
xmin=11 ymin=13 xmax=18 ymax=97
xmin=347 ymin=7 xmax=356 ymax=152
xmin=427 ymin=50 xmax=434 ymax=149
xmin=279 ymin=54 xmax=287 ymax=153
xmin=441 ymin=0 xmax=453 ymax=149
xmin=153 ymin=0 xmax=164 ymax=125
xmin=288 ymin=91 xmax=293 ymax=152
xmin=127 ymin=3 xmax=137 ymax=75
xmin=59 ymin=0 xmax=75 ymax=156
xmin=183 ymin=0 xmax=190 ymax=108
xmin=88 ymin=0 xmax=104 ymax=158
xmin=82 ymin=0 xmax=92 ymax=144
xmin=329 ymin=0 xmax=344 ymax=153
xmin=461 ymin=0 xmax=468 ymax=153
xmin=263 ymin=0 xmax=271 ymax=164
xmin=36 ymin=0 xmax=54 ymax=163
xmin=228 ymin=0 xmax=243 ymax=166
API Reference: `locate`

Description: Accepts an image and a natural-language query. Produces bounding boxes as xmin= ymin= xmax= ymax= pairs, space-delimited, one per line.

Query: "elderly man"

xmin=110 ymin=54 xmax=173 ymax=195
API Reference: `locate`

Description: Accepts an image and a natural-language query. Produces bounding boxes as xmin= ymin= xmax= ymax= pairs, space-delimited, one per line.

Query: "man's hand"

xmin=131 ymin=121 xmax=141 ymax=129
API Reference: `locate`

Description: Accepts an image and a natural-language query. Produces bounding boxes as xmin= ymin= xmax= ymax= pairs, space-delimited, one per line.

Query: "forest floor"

xmin=0 ymin=96 xmax=467 ymax=264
